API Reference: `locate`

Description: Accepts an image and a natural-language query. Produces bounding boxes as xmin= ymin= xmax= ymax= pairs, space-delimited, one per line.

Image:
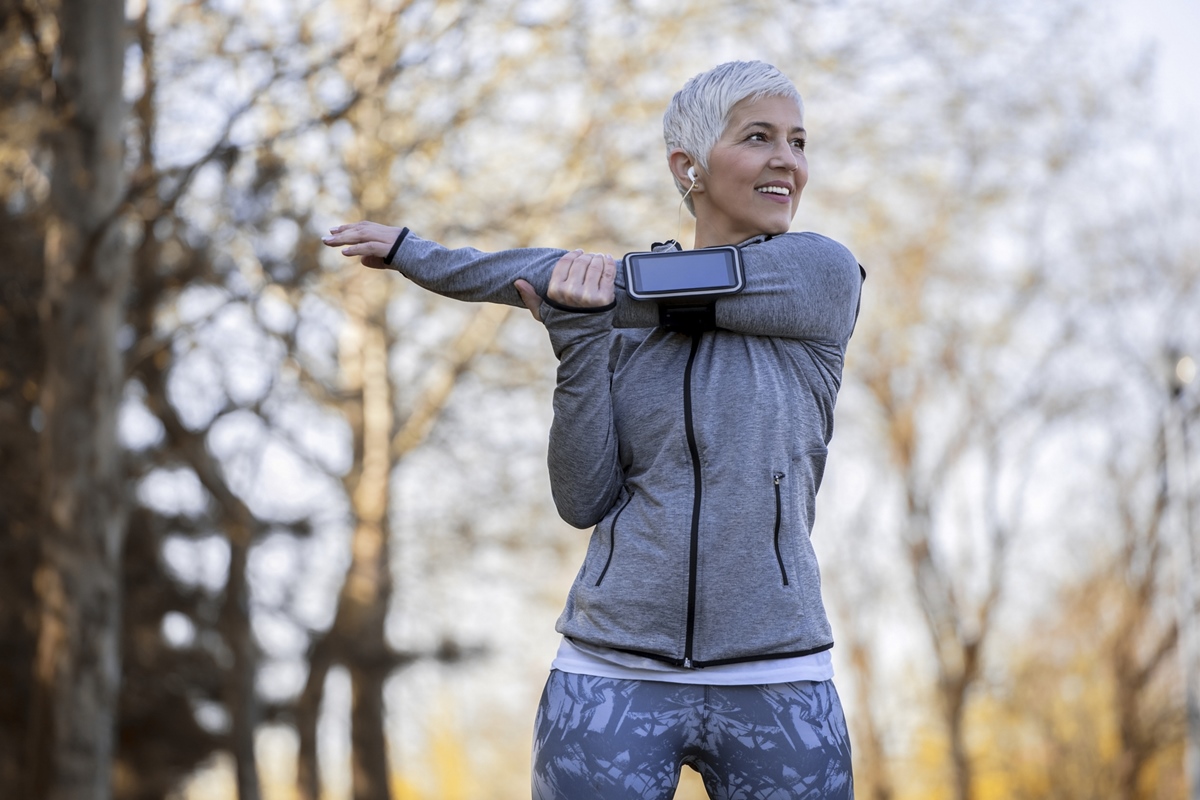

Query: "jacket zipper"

xmin=595 ymin=491 xmax=634 ymax=587
xmin=773 ymin=472 xmax=789 ymax=585
xmin=682 ymin=333 xmax=703 ymax=668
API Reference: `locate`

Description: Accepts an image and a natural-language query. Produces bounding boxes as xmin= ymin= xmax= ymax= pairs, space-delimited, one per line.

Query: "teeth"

xmin=758 ymin=186 xmax=790 ymax=195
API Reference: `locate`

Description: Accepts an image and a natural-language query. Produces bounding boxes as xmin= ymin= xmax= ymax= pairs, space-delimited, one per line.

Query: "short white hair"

xmin=663 ymin=61 xmax=804 ymax=214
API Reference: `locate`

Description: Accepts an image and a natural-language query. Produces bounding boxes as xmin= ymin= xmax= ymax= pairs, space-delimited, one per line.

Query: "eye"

xmin=747 ymin=131 xmax=768 ymax=142
xmin=792 ymin=138 xmax=807 ymax=151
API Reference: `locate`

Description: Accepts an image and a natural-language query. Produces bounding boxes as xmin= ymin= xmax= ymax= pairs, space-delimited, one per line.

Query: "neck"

xmin=692 ymin=225 xmax=754 ymax=250
xmin=691 ymin=222 xmax=734 ymax=250
xmin=691 ymin=210 xmax=770 ymax=249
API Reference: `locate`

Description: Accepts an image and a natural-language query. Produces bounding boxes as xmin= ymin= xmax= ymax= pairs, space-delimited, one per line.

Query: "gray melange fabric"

xmin=391 ymin=231 xmax=863 ymax=667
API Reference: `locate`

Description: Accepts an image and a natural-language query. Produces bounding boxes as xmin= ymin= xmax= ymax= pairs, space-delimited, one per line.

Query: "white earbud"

xmin=687 ymin=166 xmax=698 ymax=183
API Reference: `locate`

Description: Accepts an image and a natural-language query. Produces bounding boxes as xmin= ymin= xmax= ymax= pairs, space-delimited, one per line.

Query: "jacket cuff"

xmin=382 ymin=227 xmax=411 ymax=265
xmin=542 ymin=304 xmax=614 ymax=359
xmin=543 ymin=296 xmax=617 ymax=314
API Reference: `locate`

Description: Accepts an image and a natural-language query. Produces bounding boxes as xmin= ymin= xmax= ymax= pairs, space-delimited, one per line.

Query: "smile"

xmin=757 ymin=186 xmax=791 ymax=196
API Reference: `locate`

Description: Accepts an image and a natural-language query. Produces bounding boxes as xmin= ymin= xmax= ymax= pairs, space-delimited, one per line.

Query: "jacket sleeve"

xmin=540 ymin=305 xmax=624 ymax=529
xmin=388 ymin=231 xmax=862 ymax=344
xmin=388 ymin=233 xmax=568 ymax=306
xmin=610 ymin=233 xmax=864 ymax=343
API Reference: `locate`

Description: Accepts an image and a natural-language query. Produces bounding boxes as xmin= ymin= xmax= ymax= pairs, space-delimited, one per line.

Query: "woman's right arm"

xmin=539 ymin=252 xmax=624 ymax=529
xmin=542 ymin=305 xmax=624 ymax=528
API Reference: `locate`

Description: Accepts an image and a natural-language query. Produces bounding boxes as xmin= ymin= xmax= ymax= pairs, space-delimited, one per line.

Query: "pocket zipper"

xmin=773 ymin=472 xmax=789 ymax=586
xmin=595 ymin=491 xmax=634 ymax=587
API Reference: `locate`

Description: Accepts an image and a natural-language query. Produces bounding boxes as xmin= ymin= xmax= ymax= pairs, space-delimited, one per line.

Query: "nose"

xmin=769 ymin=141 xmax=799 ymax=172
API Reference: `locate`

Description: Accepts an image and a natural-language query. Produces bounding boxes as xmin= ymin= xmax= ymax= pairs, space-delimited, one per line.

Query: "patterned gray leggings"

xmin=532 ymin=670 xmax=854 ymax=800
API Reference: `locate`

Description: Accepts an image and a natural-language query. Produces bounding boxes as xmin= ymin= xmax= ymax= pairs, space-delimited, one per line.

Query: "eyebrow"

xmin=742 ymin=121 xmax=807 ymax=135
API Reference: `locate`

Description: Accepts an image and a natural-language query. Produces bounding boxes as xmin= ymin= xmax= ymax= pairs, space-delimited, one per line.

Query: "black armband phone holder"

xmin=622 ymin=246 xmax=744 ymax=334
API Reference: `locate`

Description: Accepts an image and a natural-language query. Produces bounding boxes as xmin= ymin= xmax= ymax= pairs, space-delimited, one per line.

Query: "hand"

xmin=322 ymin=221 xmax=404 ymax=269
xmin=514 ymin=250 xmax=616 ymax=322
xmin=549 ymin=250 xmax=617 ymax=308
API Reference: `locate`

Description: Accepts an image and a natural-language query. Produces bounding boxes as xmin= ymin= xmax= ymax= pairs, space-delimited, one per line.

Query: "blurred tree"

xmin=1066 ymin=150 xmax=1200 ymax=799
xmin=0 ymin=170 xmax=46 ymax=799
xmin=0 ymin=4 xmax=54 ymax=797
xmin=20 ymin=1 xmax=134 ymax=799
xmin=2 ymin=0 xmax=536 ymax=796
xmin=113 ymin=508 xmax=224 ymax=800
xmin=811 ymin=2 xmax=1196 ymax=799
xmin=941 ymin=408 xmax=1190 ymax=800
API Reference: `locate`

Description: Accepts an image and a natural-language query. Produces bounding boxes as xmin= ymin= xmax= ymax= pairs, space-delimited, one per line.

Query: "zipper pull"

xmin=773 ymin=472 xmax=785 ymax=485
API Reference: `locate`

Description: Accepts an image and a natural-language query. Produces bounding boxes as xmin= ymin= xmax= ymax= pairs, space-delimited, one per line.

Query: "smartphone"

xmin=623 ymin=246 xmax=744 ymax=301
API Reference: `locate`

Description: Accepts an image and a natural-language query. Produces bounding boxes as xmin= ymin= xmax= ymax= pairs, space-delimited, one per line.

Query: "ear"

xmin=668 ymin=149 xmax=699 ymax=189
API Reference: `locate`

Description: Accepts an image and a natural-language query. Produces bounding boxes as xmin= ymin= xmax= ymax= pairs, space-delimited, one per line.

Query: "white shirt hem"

xmin=550 ymin=637 xmax=834 ymax=686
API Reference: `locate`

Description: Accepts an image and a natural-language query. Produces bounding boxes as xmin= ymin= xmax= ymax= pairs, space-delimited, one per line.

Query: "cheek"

xmin=795 ymin=163 xmax=810 ymax=194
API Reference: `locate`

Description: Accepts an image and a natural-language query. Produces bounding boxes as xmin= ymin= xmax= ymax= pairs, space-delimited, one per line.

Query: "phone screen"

xmin=625 ymin=247 xmax=743 ymax=299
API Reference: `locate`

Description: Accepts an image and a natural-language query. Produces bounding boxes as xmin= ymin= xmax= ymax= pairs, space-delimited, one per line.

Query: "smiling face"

xmin=690 ymin=94 xmax=807 ymax=248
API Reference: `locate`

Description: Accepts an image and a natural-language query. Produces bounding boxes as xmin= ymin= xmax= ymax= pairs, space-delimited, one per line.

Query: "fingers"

xmin=323 ymin=221 xmax=384 ymax=244
xmin=322 ymin=221 xmax=407 ymax=268
xmin=587 ymin=254 xmax=617 ymax=304
xmin=513 ymin=279 xmax=543 ymax=322
xmin=580 ymin=253 xmax=616 ymax=304
xmin=322 ymin=222 xmax=401 ymax=260
xmin=547 ymin=250 xmax=585 ymax=299
xmin=600 ymin=253 xmax=617 ymax=293
xmin=547 ymin=251 xmax=616 ymax=308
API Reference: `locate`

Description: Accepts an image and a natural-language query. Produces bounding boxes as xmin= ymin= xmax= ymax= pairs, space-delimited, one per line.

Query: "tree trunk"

xmin=344 ymin=279 xmax=394 ymax=800
xmin=293 ymin=288 xmax=508 ymax=800
xmin=29 ymin=1 xmax=131 ymax=799
xmin=350 ymin=658 xmax=392 ymax=800
xmin=904 ymin=495 xmax=980 ymax=800
xmin=0 ymin=235 xmax=47 ymax=800
xmin=295 ymin=636 xmax=336 ymax=800
xmin=944 ymin=678 xmax=973 ymax=800
xmin=139 ymin=353 xmax=264 ymax=800
xmin=222 ymin=530 xmax=263 ymax=800
xmin=846 ymin=636 xmax=894 ymax=800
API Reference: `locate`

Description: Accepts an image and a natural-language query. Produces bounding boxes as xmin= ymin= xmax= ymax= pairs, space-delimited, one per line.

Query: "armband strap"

xmin=383 ymin=227 xmax=410 ymax=265
xmin=659 ymin=302 xmax=717 ymax=335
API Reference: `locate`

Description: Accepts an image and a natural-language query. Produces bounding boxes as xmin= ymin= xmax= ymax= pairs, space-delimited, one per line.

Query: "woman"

xmin=325 ymin=60 xmax=862 ymax=800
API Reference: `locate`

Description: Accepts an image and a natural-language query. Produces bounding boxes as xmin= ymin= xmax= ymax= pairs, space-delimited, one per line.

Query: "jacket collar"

xmin=650 ymin=234 xmax=776 ymax=252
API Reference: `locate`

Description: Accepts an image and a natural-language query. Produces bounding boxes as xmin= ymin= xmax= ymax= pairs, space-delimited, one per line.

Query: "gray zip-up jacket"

xmin=387 ymin=229 xmax=863 ymax=668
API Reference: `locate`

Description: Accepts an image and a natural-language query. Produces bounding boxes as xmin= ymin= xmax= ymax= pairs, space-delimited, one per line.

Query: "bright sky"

xmin=1113 ymin=0 xmax=1200 ymax=133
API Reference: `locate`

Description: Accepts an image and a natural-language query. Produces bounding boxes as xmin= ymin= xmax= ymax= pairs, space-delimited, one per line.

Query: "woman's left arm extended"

xmin=324 ymin=221 xmax=567 ymax=307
